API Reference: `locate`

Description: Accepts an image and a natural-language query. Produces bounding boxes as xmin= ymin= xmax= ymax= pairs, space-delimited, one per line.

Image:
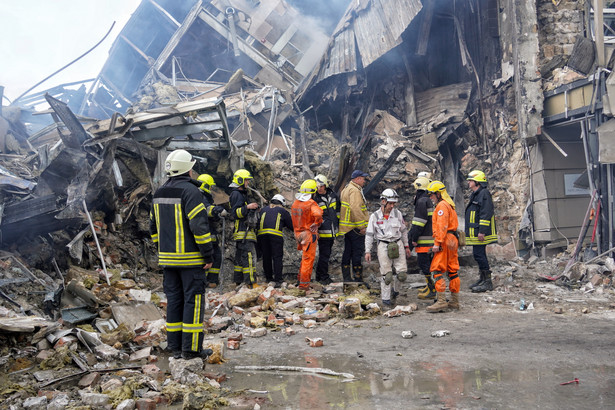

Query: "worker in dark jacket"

xmin=465 ymin=170 xmax=498 ymax=293
xmin=150 ymin=149 xmax=213 ymax=360
xmin=196 ymin=174 xmax=228 ymax=288
xmin=229 ymin=169 xmax=259 ymax=287
xmin=408 ymin=175 xmax=436 ymax=299
xmin=313 ymin=174 xmax=340 ymax=285
xmin=257 ymin=194 xmax=293 ymax=287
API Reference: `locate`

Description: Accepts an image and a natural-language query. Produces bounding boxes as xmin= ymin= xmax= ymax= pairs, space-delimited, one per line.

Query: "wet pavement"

xmin=222 ymin=353 xmax=615 ymax=409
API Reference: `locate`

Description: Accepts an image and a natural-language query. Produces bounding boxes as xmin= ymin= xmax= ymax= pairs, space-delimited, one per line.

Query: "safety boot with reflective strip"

xmin=417 ymin=275 xmax=436 ymax=299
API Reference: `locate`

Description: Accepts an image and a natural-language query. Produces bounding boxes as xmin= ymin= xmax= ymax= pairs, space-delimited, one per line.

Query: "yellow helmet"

xmin=296 ymin=179 xmax=317 ymax=201
xmin=413 ymin=176 xmax=431 ymax=190
xmin=314 ymin=174 xmax=328 ymax=188
xmin=232 ymin=169 xmax=253 ymax=186
xmin=426 ymin=180 xmax=446 ymax=193
xmin=197 ymin=174 xmax=215 ymax=193
xmin=467 ymin=170 xmax=487 ymax=183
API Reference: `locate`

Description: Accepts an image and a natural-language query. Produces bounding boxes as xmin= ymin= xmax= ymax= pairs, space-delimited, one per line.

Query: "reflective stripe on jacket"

xmin=149 ymin=175 xmax=213 ymax=267
xmin=314 ymin=188 xmax=340 ymax=238
xmin=408 ymin=191 xmax=434 ymax=251
xmin=257 ymin=204 xmax=293 ymax=237
xmin=465 ymin=186 xmax=498 ymax=245
xmin=230 ymin=188 xmax=257 ymax=241
xmin=339 ymin=181 xmax=369 ymax=234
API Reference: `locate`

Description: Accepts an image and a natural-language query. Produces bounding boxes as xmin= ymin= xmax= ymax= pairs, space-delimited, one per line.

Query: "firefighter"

xmin=229 ymin=169 xmax=259 ymax=287
xmin=291 ymin=179 xmax=323 ymax=290
xmin=408 ymin=176 xmax=436 ymax=299
xmin=313 ymin=174 xmax=340 ymax=285
xmin=339 ymin=170 xmax=370 ymax=283
xmin=257 ymin=194 xmax=293 ymax=287
xmin=425 ymin=180 xmax=460 ymax=313
xmin=149 ymin=149 xmax=214 ymax=360
xmin=196 ymin=174 xmax=228 ymax=288
xmin=365 ymin=189 xmax=411 ymax=305
xmin=465 ymin=170 xmax=498 ymax=293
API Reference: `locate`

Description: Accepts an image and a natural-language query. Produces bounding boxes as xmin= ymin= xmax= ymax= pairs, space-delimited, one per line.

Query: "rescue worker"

xmin=408 ymin=176 xmax=436 ymax=299
xmin=257 ymin=194 xmax=293 ymax=287
xmin=313 ymin=174 xmax=340 ymax=285
xmin=229 ymin=169 xmax=259 ymax=287
xmin=465 ymin=170 xmax=498 ymax=293
xmin=291 ymin=179 xmax=323 ymax=289
xmin=365 ymin=189 xmax=411 ymax=305
xmin=340 ymin=170 xmax=370 ymax=283
xmin=149 ymin=149 xmax=214 ymax=360
xmin=196 ymin=174 xmax=228 ymax=288
xmin=425 ymin=180 xmax=460 ymax=313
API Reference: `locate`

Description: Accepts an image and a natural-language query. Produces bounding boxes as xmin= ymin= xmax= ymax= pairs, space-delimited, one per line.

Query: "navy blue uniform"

xmin=257 ymin=204 xmax=293 ymax=282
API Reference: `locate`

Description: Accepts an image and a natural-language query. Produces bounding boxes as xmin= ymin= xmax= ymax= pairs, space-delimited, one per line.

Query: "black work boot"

xmin=182 ymin=348 xmax=214 ymax=360
xmin=469 ymin=270 xmax=485 ymax=290
xmin=472 ymin=270 xmax=493 ymax=293
xmin=342 ymin=265 xmax=352 ymax=282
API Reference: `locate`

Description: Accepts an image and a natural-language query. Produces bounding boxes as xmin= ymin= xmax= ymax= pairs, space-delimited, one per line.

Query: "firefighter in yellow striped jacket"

xmin=150 ymin=149 xmax=213 ymax=360
xmin=465 ymin=170 xmax=498 ymax=293
xmin=257 ymin=194 xmax=293 ymax=287
xmin=339 ymin=170 xmax=370 ymax=283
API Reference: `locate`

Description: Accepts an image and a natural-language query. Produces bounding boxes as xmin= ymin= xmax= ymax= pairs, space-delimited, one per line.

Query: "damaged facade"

xmin=1 ymin=0 xmax=615 ymax=406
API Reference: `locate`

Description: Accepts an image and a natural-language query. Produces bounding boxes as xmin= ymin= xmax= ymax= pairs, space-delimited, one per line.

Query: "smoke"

xmin=286 ymin=0 xmax=352 ymax=34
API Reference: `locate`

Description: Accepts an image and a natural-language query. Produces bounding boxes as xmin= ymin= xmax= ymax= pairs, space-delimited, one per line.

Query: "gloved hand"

xmin=218 ymin=209 xmax=229 ymax=218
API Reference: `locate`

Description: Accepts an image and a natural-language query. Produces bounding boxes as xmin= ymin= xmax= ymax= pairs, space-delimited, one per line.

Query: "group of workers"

xmin=149 ymin=149 xmax=498 ymax=359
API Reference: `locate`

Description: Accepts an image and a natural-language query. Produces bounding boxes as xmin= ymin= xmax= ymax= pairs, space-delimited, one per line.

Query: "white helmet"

xmin=314 ymin=174 xmax=328 ymax=188
xmin=418 ymin=171 xmax=431 ymax=179
xmin=271 ymin=194 xmax=286 ymax=206
xmin=165 ymin=149 xmax=195 ymax=176
xmin=380 ymin=188 xmax=399 ymax=202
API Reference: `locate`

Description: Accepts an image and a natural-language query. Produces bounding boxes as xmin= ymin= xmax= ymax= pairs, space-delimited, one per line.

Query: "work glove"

xmin=218 ymin=209 xmax=229 ymax=218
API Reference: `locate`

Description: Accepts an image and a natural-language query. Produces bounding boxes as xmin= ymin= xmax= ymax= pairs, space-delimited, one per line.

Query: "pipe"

xmin=226 ymin=7 xmax=241 ymax=57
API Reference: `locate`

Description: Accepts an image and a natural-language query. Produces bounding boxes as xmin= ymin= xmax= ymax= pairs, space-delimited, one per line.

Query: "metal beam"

xmin=131 ymin=122 xmax=224 ymax=141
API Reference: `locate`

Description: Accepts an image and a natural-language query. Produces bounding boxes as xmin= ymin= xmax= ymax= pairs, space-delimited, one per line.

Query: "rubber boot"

xmin=352 ymin=265 xmax=363 ymax=282
xmin=342 ymin=265 xmax=352 ymax=282
xmin=469 ymin=270 xmax=485 ymax=290
xmin=426 ymin=291 xmax=448 ymax=313
xmin=418 ymin=276 xmax=436 ymax=299
xmin=472 ymin=271 xmax=493 ymax=293
xmin=448 ymin=292 xmax=460 ymax=310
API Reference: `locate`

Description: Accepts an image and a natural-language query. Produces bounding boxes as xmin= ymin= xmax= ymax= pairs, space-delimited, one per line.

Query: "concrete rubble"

xmin=2 ymin=0 xmax=615 ymax=407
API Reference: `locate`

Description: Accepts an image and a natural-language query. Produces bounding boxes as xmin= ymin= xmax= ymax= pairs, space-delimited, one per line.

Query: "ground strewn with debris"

xmin=0 ymin=253 xmax=614 ymax=408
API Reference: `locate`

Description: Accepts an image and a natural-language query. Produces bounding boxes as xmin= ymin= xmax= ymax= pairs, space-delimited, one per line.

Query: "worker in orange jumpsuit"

xmin=291 ymin=179 xmax=323 ymax=289
xmin=425 ymin=180 xmax=460 ymax=312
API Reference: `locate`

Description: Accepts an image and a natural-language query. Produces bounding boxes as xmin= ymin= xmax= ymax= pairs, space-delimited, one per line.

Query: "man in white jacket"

xmin=365 ymin=189 xmax=412 ymax=305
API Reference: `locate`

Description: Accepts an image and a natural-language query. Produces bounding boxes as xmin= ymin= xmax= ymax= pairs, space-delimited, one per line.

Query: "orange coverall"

xmin=291 ymin=199 xmax=323 ymax=289
xmin=430 ymin=199 xmax=460 ymax=293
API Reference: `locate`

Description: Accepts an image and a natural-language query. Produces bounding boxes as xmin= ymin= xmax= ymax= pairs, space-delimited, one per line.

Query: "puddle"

xmin=220 ymin=353 xmax=615 ymax=409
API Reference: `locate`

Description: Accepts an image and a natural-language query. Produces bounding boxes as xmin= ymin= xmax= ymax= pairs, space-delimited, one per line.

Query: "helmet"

xmin=271 ymin=194 xmax=286 ymax=206
xmin=417 ymin=171 xmax=431 ymax=178
xmin=296 ymin=179 xmax=317 ymax=201
xmin=197 ymin=174 xmax=215 ymax=193
xmin=232 ymin=169 xmax=253 ymax=186
xmin=380 ymin=188 xmax=399 ymax=202
xmin=467 ymin=170 xmax=487 ymax=183
xmin=165 ymin=149 xmax=195 ymax=176
xmin=426 ymin=180 xmax=446 ymax=193
xmin=413 ymin=176 xmax=431 ymax=190
xmin=314 ymin=174 xmax=328 ymax=188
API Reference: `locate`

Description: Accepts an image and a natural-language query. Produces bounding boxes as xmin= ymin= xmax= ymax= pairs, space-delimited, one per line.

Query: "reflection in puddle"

xmin=223 ymin=353 xmax=615 ymax=409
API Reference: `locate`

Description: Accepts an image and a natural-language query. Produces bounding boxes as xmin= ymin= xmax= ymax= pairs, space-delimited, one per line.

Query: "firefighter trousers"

xmin=297 ymin=231 xmax=317 ymax=289
xmin=163 ymin=267 xmax=206 ymax=353
xmin=206 ymin=241 xmax=222 ymax=284
xmin=315 ymin=237 xmax=334 ymax=282
xmin=430 ymin=233 xmax=460 ymax=293
xmin=234 ymin=240 xmax=256 ymax=285
xmin=259 ymin=234 xmax=285 ymax=282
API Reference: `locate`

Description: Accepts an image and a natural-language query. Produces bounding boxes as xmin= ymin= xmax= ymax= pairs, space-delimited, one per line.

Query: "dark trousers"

xmin=315 ymin=238 xmax=334 ymax=282
xmin=473 ymin=244 xmax=490 ymax=271
xmin=342 ymin=229 xmax=365 ymax=268
xmin=417 ymin=252 xmax=432 ymax=276
xmin=163 ymin=267 xmax=205 ymax=353
xmin=259 ymin=234 xmax=284 ymax=282
xmin=234 ymin=241 xmax=256 ymax=285
xmin=206 ymin=241 xmax=222 ymax=284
